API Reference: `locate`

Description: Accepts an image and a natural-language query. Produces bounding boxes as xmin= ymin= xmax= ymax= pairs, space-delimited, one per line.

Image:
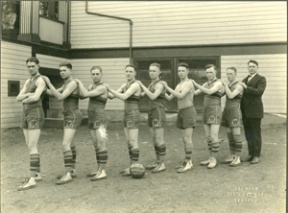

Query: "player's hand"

xmin=239 ymin=82 xmax=247 ymax=89
xmin=135 ymin=80 xmax=143 ymax=87
xmin=103 ymin=83 xmax=111 ymax=90
xmin=42 ymin=76 xmax=51 ymax=86
xmin=26 ymin=92 xmax=34 ymax=97
xmin=160 ymin=81 xmax=168 ymax=88
xmin=74 ymin=79 xmax=81 ymax=84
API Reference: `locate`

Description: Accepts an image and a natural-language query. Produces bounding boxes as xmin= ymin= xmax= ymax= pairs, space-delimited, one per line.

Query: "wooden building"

xmin=1 ymin=1 xmax=287 ymax=128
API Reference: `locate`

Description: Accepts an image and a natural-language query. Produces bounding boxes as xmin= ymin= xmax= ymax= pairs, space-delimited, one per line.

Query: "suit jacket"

xmin=240 ymin=73 xmax=267 ymax=118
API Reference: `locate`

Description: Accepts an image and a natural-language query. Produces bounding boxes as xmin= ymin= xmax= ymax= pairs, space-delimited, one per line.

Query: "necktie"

xmin=247 ymin=75 xmax=252 ymax=82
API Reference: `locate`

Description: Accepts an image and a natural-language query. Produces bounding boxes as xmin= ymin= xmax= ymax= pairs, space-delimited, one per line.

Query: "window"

xmin=8 ymin=80 xmax=20 ymax=97
xmin=1 ymin=1 xmax=20 ymax=38
xmin=39 ymin=1 xmax=59 ymax=20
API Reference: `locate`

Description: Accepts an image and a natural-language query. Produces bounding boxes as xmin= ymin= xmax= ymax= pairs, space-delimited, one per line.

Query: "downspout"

xmin=85 ymin=1 xmax=133 ymax=64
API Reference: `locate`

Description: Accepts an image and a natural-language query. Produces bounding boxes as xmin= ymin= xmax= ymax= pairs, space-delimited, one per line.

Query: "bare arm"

xmin=193 ymin=80 xmax=222 ymax=95
xmin=137 ymin=80 xmax=164 ymax=100
xmin=107 ymin=83 xmax=140 ymax=101
xmin=16 ymin=80 xmax=30 ymax=102
xmin=43 ymin=76 xmax=77 ymax=101
xmin=224 ymin=84 xmax=244 ymax=99
xmin=165 ymin=93 xmax=175 ymax=101
xmin=76 ymin=79 xmax=106 ymax=98
xmin=163 ymin=81 xmax=194 ymax=99
xmin=22 ymin=78 xmax=47 ymax=104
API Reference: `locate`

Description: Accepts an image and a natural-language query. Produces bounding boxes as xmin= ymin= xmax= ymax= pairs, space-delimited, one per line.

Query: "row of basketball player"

xmin=16 ymin=57 xmax=266 ymax=190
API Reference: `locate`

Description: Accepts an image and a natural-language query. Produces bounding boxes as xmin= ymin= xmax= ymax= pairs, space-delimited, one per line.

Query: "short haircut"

xmin=226 ymin=67 xmax=237 ymax=73
xmin=26 ymin=57 xmax=39 ymax=65
xmin=247 ymin=59 xmax=258 ymax=66
xmin=204 ymin=64 xmax=217 ymax=71
xmin=178 ymin=62 xmax=189 ymax=69
xmin=59 ymin=61 xmax=72 ymax=70
xmin=150 ymin=62 xmax=161 ymax=69
xmin=90 ymin=65 xmax=102 ymax=73
xmin=125 ymin=64 xmax=137 ymax=71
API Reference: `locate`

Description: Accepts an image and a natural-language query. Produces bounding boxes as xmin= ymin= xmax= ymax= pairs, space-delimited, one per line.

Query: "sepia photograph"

xmin=1 ymin=1 xmax=286 ymax=212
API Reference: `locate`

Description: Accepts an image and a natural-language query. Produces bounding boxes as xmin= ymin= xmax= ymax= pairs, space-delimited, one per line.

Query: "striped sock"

xmin=71 ymin=146 xmax=77 ymax=169
xmin=154 ymin=145 xmax=160 ymax=161
xmin=157 ymin=144 xmax=166 ymax=163
xmin=30 ymin=153 xmax=40 ymax=173
xmin=233 ymin=135 xmax=242 ymax=155
xmin=128 ymin=144 xmax=133 ymax=161
xmin=98 ymin=150 xmax=108 ymax=166
xmin=211 ymin=139 xmax=220 ymax=154
xmin=227 ymin=132 xmax=235 ymax=154
xmin=131 ymin=148 xmax=140 ymax=162
xmin=95 ymin=148 xmax=100 ymax=166
xmin=64 ymin=150 xmax=73 ymax=169
xmin=185 ymin=146 xmax=193 ymax=161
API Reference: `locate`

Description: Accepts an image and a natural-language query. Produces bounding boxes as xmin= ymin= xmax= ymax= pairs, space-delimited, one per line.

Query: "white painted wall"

xmin=1 ymin=41 xmax=32 ymax=128
xmin=71 ymin=1 xmax=287 ymax=48
xmin=221 ymin=54 xmax=287 ymax=113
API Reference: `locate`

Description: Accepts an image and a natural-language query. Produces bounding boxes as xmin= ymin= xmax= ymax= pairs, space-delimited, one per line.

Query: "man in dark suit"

xmin=240 ymin=59 xmax=267 ymax=164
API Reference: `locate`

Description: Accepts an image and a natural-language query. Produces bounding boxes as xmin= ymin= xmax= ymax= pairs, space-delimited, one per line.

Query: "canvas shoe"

xmin=200 ymin=158 xmax=211 ymax=166
xmin=17 ymin=177 xmax=36 ymax=191
xmin=56 ymin=172 xmax=73 ymax=185
xmin=121 ymin=168 xmax=131 ymax=177
xmin=152 ymin=163 xmax=166 ymax=173
xmin=145 ymin=162 xmax=159 ymax=170
xmin=90 ymin=170 xmax=107 ymax=181
xmin=229 ymin=156 xmax=241 ymax=167
xmin=222 ymin=155 xmax=235 ymax=164
xmin=207 ymin=157 xmax=217 ymax=169
xmin=177 ymin=161 xmax=193 ymax=173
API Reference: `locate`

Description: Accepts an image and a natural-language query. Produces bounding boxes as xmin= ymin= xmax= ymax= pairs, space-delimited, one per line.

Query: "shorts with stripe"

xmin=20 ymin=106 xmax=44 ymax=129
xmin=221 ymin=106 xmax=242 ymax=128
xmin=203 ymin=105 xmax=222 ymax=125
xmin=177 ymin=106 xmax=197 ymax=129
xmin=88 ymin=108 xmax=108 ymax=129
xmin=148 ymin=106 xmax=166 ymax=128
xmin=123 ymin=109 xmax=140 ymax=129
xmin=63 ymin=109 xmax=82 ymax=129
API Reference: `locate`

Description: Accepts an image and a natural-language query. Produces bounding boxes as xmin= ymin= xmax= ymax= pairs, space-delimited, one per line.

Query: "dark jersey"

xmin=148 ymin=80 xmax=166 ymax=109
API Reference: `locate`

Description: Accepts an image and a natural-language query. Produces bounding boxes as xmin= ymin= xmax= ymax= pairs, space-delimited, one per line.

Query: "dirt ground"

xmin=1 ymin=115 xmax=286 ymax=213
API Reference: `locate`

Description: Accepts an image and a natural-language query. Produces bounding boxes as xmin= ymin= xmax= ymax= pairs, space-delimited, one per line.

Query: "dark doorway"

xmin=39 ymin=67 xmax=63 ymax=117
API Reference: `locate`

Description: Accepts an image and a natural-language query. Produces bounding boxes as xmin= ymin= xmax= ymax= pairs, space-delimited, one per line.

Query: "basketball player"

xmin=192 ymin=64 xmax=225 ymax=169
xmin=136 ymin=62 xmax=167 ymax=173
xmin=16 ymin=57 xmax=46 ymax=191
xmin=163 ymin=62 xmax=197 ymax=173
xmin=105 ymin=65 xmax=141 ymax=176
xmin=75 ymin=66 xmax=108 ymax=181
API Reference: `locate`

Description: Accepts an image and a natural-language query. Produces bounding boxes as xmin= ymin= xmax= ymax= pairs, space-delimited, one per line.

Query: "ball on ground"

xmin=130 ymin=163 xmax=146 ymax=179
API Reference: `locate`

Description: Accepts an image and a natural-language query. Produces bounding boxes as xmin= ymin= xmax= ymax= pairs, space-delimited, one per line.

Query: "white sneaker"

xmin=207 ymin=157 xmax=217 ymax=169
xmin=70 ymin=169 xmax=77 ymax=178
xmin=152 ymin=163 xmax=166 ymax=173
xmin=177 ymin=161 xmax=193 ymax=173
xmin=200 ymin=158 xmax=211 ymax=166
xmin=56 ymin=172 xmax=73 ymax=185
xmin=121 ymin=168 xmax=131 ymax=177
xmin=222 ymin=155 xmax=235 ymax=164
xmin=91 ymin=170 xmax=107 ymax=181
xmin=229 ymin=156 xmax=241 ymax=167
xmin=17 ymin=177 xmax=36 ymax=191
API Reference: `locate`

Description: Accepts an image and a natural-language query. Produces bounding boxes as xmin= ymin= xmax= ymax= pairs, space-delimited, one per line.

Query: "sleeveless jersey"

xmin=23 ymin=75 xmax=46 ymax=108
xmin=226 ymin=81 xmax=243 ymax=107
xmin=63 ymin=79 xmax=80 ymax=110
xmin=124 ymin=80 xmax=140 ymax=110
xmin=203 ymin=78 xmax=224 ymax=107
xmin=88 ymin=82 xmax=107 ymax=110
xmin=148 ymin=80 xmax=166 ymax=109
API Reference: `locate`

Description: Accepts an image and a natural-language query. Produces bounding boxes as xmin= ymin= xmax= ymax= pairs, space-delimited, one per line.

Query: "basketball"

xmin=130 ymin=163 xmax=146 ymax=179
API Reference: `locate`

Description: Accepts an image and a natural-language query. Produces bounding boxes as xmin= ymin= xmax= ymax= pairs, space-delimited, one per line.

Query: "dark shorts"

xmin=177 ymin=106 xmax=197 ymax=129
xmin=63 ymin=109 xmax=82 ymax=129
xmin=221 ymin=106 xmax=242 ymax=128
xmin=88 ymin=109 xmax=107 ymax=129
xmin=203 ymin=105 xmax=222 ymax=125
xmin=148 ymin=107 xmax=166 ymax=128
xmin=20 ymin=106 xmax=44 ymax=129
xmin=123 ymin=109 xmax=140 ymax=129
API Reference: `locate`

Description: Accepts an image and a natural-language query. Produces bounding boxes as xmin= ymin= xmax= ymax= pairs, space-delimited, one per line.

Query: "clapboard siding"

xmin=71 ymin=58 xmax=130 ymax=110
xmin=221 ymin=54 xmax=286 ymax=113
xmin=70 ymin=1 xmax=287 ymax=48
xmin=1 ymin=41 xmax=32 ymax=128
xmin=36 ymin=54 xmax=70 ymax=110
